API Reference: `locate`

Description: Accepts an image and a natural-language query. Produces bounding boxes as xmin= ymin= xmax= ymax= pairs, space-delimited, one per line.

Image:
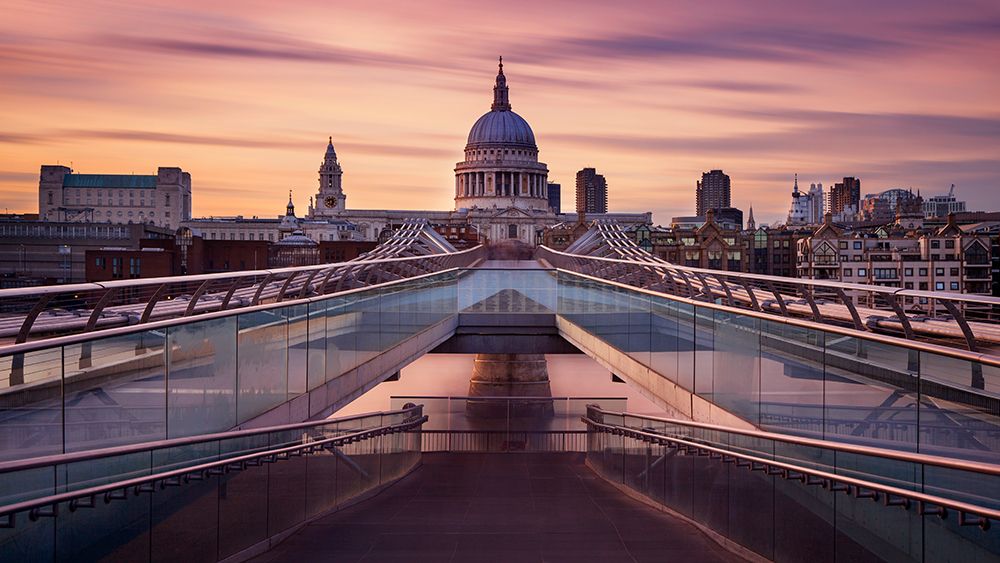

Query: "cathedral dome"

xmin=467 ymin=110 xmax=536 ymax=148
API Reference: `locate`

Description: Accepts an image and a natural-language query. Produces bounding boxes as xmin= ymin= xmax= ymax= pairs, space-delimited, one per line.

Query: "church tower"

xmin=314 ymin=136 xmax=345 ymax=215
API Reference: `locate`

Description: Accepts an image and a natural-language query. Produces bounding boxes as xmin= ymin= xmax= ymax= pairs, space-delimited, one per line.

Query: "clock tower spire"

xmin=313 ymin=136 xmax=345 ymax=217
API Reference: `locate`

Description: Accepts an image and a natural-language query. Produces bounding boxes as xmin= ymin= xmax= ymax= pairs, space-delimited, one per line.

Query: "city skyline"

xmin=1 ymin=0 xmax=999 ymax=225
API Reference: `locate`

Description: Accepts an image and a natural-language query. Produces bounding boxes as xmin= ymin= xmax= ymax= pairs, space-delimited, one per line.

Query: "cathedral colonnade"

xmin=456 ymin=171 xmax=548 ymax=198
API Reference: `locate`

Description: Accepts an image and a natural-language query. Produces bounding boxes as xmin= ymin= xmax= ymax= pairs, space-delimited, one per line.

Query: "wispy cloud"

xmin=0 ymin=0 xmax=997 ymax=222
xmin=0 ymin=171 xmax=36 ymax=182
xmin=671 ymin=80 xmax=804 ymax=94
xmin=507 ymin=25 xmax=907 ymax=67
xmin=105 ymin=33 xmax=416 ymax=67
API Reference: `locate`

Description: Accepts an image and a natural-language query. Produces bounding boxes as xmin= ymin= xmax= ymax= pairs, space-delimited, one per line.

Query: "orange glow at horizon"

xmin=1 ymin=0 xmax=999 ymax=225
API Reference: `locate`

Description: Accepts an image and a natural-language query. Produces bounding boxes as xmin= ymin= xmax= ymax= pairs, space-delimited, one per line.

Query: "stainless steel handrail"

xmin=583 ymin=414 xmax=998 ymax=528
xmin=0 ymin=414 xmax=428 ymax=526
xmin=540 ymin=244 xmax=1000 ymax=354
xmin=0 ymin=238 xmax=484 ymax=344
xmin=587 ymin=406 xmax=1000 ymax=476
xmin=0 ymin=237 xmax=480 ymax=301
xmin=555 ymin=266 xmax=1000 ymax=367
xmin=0 ymin=405 xmax=423 ymax=474
xmin=541 ymin=245 xmax=1000 ymax=306
xmin=0 ymin=265 xmax=463 ymax=357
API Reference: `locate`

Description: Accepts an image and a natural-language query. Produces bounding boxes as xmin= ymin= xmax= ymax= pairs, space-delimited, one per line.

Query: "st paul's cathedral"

xmin=183 ymin=60 xmax=650 ymax=245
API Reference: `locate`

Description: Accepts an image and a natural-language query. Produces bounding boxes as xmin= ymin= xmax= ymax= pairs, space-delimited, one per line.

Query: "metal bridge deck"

xmin=252 ymin=453 xmax=742 ymax=563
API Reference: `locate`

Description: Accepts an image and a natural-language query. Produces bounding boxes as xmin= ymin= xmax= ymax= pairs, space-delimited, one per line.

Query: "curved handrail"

xmin=0 ymin=242 xmax=485 ymax=344
xmin=0 ymin=265 xmax=464 ymax=357
xmin=540 ymin=245 xmax=1000 ymax=307
xmin=541 ymin=244 xmax=1000 ymax=357
xmin=0 ymin=404 xmax=423 ymax=475
xmin=586 ymin=406 xmax=1000 ymax=477
xmin=0 ymin=413 xmax=428 ymax=525
xmin=0 ymin=245 xmax=483 ymax=300
xmin=581 ymin=405 xmax=1000 ymax=530
xmin=556 ymin=265 xmax=1000 ymax=368
xmin=583 ymin=415 xmax=997 ymax=528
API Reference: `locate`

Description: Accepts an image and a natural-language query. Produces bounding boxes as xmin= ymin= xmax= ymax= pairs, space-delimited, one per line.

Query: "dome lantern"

xmin=492 ymin=56 xmax=511 ymax=111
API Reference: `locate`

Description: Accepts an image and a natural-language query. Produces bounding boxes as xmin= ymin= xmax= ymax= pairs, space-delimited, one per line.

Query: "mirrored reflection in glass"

xmin=167 ymin=316 xmax=238 ymax=438
xmin=64 ymin=331 xmax=167 ymax=453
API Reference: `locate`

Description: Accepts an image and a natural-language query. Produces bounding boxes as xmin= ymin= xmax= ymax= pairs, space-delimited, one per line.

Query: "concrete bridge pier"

xmin=467 ymin=353 xmax=554 ymax=418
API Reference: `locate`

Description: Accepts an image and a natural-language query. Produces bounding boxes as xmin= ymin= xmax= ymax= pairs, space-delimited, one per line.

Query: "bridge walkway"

xmin=252 ymin=453 xmax=742 ymax=563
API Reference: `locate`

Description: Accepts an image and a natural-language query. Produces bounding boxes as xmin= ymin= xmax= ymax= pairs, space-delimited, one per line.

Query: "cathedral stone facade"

xmin=184 ymin=60 xmax=650 ymax=246
xmin=454 ymin=58 xmax=550 ymax=212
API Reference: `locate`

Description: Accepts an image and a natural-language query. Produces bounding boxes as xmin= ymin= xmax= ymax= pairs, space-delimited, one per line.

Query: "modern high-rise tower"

xmin=696 ymin=170 xmax=731 ymax=216
xmin=576 ymin=168 xmax=608 ymax=214
xmin=829 ymin=177 xmax=861 ymax=216
xmin=547 ymin=182 xmax=561 ymax=214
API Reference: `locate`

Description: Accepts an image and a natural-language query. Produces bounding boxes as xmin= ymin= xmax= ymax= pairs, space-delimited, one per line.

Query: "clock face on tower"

xmin=324 ymin=196 xmax=337 ymax=208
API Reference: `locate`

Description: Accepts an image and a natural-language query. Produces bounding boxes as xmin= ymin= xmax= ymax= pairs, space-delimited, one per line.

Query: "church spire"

xmin=286 ymin=190 xmax=295 ymax=216
xmin=492 ymin=56 xmax=511 ymax=111
xmin=324 ymin=136 xmax=337 ymax=162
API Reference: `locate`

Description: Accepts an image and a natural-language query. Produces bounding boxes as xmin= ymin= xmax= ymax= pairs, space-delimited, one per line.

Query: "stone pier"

xmin=467 ymin=353 xmax=554 ymax=418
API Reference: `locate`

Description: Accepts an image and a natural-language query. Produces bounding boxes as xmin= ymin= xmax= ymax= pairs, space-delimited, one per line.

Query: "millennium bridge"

xmin=0 ymin=220 xmax=997 ymax=562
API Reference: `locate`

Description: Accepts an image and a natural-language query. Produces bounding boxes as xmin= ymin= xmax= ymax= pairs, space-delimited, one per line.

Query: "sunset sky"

xmin=1 ymin=0 xmax=998 ymax=225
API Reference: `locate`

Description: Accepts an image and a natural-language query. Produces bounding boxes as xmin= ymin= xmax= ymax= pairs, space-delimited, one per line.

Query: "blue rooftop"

xmin=62 ymin=174 xmax=157 ymax=189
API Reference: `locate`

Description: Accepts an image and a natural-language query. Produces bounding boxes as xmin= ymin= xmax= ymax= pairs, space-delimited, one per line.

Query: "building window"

xmin=129 ymin=257 xmax=140 ymax=278
xmin=904 ymin=268 xmax=913 ymax=276
xmin=945 ymin=240 xmax=955 ymax=249
xmin=707 ymin=251 xmax=722 ymax=269
xmin=919 ymin=282 xmax=928 ymax=290
xmin=950 ymin=267 xmax=959 ymax=276
xmin=843 ymin=268 xmax=852 ymax=277
xmin=931 ymin=240 xmax=940 ymax=249
xmin=919 ymin=268 xmax=928 ymax=276
xmin=839 ymin=241 xmax=848 ymax=249
xmin=858 ymin=268 xmax=867 ymax=276
xmin=853 ymin=241 xmax=862 ymax=250
xmin=873 ymin=268 xmax=897 ymax=280
xmin=935 ymin=268 xmax=944 ymax=275
xmin=950 ymin=282 xmax=959 ymax=290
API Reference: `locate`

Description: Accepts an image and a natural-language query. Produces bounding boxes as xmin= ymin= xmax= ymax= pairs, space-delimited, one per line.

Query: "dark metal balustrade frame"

xmin=541 ymin=223 xmax=1000 ymax=355
xmin=0 ymin=220 xmax=483 ymax=345
xmin=0 ymin=413 xmax=428 ymax=528
xmin=0 ymin=264 xmax=469 ymax=359
xmin=0 ymin=405 xmax=423 ymax=475
xmin=551 ymin=263 xmax=1000 ymax=369
xmin=583 ymin=407 xmax=1000 ymax=530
